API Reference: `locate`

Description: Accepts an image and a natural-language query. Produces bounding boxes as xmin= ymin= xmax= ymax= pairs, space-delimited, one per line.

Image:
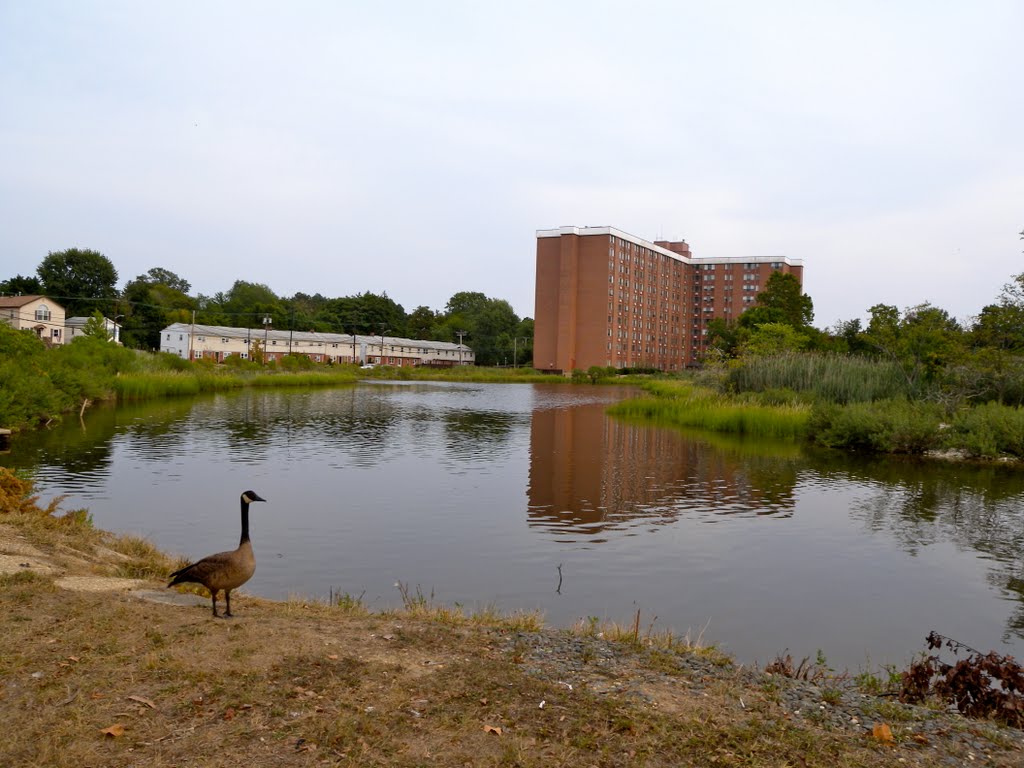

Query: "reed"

xmin=728 ymin=353 xmax=907 ymax=403
xmin=609 ymin=381 xmax=811 ymax=439
xmin=113 ymin=369 xmax=359 ymax=400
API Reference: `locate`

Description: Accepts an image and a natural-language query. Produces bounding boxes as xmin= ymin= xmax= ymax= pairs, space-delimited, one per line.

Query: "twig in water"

xmin=556 ymin=563 xmax=563 ymax=594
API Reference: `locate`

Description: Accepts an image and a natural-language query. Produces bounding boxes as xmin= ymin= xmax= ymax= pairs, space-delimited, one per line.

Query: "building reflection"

xmin=527 ymin=403 xmax=800 ymax=538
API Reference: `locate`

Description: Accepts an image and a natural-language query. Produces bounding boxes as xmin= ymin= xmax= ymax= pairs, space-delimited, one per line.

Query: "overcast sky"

xmin=1 ymin=1 xmax=1021 ymax=328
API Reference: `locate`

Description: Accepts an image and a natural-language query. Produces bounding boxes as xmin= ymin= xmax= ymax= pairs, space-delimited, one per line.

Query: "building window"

xmin=35 ymin=305 xmax=51 ymax=321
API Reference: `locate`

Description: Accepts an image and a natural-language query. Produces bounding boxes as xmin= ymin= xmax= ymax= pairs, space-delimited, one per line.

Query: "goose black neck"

xmin=239 ymin=497 xmax=251 ymax=545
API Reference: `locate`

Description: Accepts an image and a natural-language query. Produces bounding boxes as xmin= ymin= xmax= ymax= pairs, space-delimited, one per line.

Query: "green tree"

xmin=0 ymin=274 xmax=43 ymax=295
xmin=437 ymin=291 xmax=520 ymax=366
xmin=863 ymin=303 xmax=964 ymax=395
xmin=139 ymin=267 xmax=191 ymax=294
xmin=36 ymin=248 xmax=119 ymax=316
xmin=738 ymin=322 xmax=809 ymax=357
xmin=121 ymin=269 xmax=196 ymax=350
xmin=407 ymin=305 xmax=437 ymax=339
xmin=81 ymin=310 xmax=113 ymax=341
xmin=744 ymin=272 xmax=814 ymax=328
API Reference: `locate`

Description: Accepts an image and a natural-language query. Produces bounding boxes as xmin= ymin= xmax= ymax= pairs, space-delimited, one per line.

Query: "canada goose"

xmin=167 ymin=490 xmax=267 ymax=618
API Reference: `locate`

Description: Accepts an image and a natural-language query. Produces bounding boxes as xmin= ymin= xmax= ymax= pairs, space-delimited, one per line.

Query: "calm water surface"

xmin=5 ymin=381 xmax=1024 ymax=670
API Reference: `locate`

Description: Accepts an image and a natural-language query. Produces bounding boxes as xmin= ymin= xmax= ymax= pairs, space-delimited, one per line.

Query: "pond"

xmin=4 ymin=381 xmax=1024 ymax=671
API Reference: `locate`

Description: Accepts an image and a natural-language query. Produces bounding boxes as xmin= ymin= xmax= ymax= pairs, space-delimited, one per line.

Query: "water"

xmin=4 ymin=381 xmax=1024 ymax=671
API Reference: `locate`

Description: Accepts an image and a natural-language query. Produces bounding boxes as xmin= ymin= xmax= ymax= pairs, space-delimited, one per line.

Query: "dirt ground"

xmin=1 ymin=520 xmax=1023 ymax=767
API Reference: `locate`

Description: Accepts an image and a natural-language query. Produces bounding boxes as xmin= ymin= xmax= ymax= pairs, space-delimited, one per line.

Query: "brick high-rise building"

xmin=534 ymin=226 xmax=804 ymax=373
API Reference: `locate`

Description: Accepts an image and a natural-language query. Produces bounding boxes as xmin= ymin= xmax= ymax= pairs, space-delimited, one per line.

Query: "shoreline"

xmin=1 ymin=477 xmax=1022 ymax=766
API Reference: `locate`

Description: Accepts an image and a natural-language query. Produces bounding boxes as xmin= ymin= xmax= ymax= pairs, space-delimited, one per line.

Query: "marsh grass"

xmin=729 ymin=353 xmax=908 ymax=403
xmin=610 ymin=381 xmax=810 ymax=439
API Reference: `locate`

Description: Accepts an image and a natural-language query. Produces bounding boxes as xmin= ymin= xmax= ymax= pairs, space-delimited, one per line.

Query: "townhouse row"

xmin=160 ymin=322 xmax=474 ymax=367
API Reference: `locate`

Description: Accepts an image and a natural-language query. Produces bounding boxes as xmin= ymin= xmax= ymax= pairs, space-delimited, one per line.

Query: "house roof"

xmin=0 ymin=294 xmax=52 ymax=308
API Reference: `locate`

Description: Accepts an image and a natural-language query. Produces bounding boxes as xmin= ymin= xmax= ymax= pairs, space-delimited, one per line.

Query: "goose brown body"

xmin=168 ymin=490 xmax=266 ymax=617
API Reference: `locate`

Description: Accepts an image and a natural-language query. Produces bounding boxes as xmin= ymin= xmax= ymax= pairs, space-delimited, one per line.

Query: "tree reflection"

xmin=807 ymin=451 xmax=1024 ymax=642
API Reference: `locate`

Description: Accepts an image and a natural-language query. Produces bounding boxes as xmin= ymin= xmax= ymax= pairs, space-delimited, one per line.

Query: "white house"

xmin=159 ymin=322 xmax=475 ymax=366
xmin=64 ymin=316 xmax=123 ymax=344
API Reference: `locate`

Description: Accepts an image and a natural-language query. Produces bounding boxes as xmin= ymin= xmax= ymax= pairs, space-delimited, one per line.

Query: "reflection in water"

xmin=808 ymin=453 xmax=1024 ymax=642
xmin=527 ymin=405 xmax=800 ymax=539
xmin=4 ymin=382 xmax=1024 ymax=666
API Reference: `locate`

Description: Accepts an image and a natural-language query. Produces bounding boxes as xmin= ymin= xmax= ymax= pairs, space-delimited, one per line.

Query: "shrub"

xmin=948 ymin=402 xmax=1024 ymax=458
xmin=807 ymin=399 xmax=942 ymax=453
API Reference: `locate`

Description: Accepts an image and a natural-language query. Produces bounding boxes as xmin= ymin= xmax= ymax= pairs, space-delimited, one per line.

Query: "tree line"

xmin=0 ymin=248 xmax=534 ymax=367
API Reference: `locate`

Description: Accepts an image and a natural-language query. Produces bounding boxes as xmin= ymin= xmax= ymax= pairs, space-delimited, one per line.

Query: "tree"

xmin=748 ymin=272 xmax=814 ymax=328
xmin=407 ymin=306 xmax=437 ymax=339
xmin=36 ymin=248 xmax=119 ymax=316
xmin=138 ymin=267 xmax=191 ymax=294
xmin=0 ymin=274 xmax=42 ymax=295
xmin=863 ymin=302 xmax=965 ymax=395
xmin=738 ymin=322 xmax=809 ymax=357
xmin=436 ymin=291 xmax=521 ymax=366
xmin=81 ymin=310 xmax=113 ymax=341
xmin=121 ymin=271 xmax=195 ymax=350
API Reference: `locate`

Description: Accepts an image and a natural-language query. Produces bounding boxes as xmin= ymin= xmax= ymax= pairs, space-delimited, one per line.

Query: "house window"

xmin=35 ymin=305 xmax=51 ymax=321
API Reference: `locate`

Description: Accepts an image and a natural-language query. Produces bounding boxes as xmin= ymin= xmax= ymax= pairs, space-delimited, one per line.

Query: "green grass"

xmin=609 ymin=381 xmax=811 ymax=440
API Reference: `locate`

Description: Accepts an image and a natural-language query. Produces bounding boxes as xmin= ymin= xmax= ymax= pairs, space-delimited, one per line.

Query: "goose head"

xmin=242 ymin=490 xmax=267 ymax=504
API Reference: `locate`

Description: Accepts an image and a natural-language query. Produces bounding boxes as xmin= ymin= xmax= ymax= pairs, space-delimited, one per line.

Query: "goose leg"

xmin=211 ymin=590 xmax=220 ymax=618
xmin=223 ymin=590 xmax=233 ymax=618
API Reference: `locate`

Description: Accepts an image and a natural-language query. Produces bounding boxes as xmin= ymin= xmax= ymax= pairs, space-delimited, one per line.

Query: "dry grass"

xmin=3 ymin=468 xmax=1021 ymax=767
xmin=0 ymin=580 xmax=919 ymax=768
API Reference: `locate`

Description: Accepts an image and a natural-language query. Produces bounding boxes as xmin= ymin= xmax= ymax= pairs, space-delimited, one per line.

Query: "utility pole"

xmin=455 ymin=330 xmax=467 ymax=366
xmin=262 ymin=315 xmax=272 ymax=365
xmin=378 ymin=322 xmax=389 ymax=365
xmin=288 ymin=310 xmax=294 ymax=356
xmin=351 ymin=328 xmax=357 ymax=364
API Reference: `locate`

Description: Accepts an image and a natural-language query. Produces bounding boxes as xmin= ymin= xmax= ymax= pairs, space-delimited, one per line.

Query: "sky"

xmin=1 ymin=1 xmax=1022 ymax=328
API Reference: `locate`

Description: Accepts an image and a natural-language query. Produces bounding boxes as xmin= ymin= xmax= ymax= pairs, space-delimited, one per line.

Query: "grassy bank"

xmin=613 ymin=355 xmax=1024 ymax=460
xmin=3 ymin=469 xmax=1021 ymax=766
xmin=609 ymin=381 xmax=811 ymax=440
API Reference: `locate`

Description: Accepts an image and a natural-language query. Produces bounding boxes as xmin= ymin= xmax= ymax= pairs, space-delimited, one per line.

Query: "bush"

xmin=948 ymin=402 xmax=1024 ymax=458
xmin=807 ymin=399 xmax=942 ymax=453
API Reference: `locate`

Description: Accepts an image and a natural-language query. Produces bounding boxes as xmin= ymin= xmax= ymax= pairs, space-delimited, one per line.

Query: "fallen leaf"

xmin=100 ymin=724 xmax=126 ymax=738
xmin=912 ymin=734 xmax=929 ymax=745
xmin=224 ymin=708 xmax=236 ymax=721
xmin=483 ymin=725 xmax=503 ymax=736
xmin=327 ymin=654 xmax=339 ymax=660
xmin=127 ymin=695 xmax=156 ymax=709
xmin=67 ymin=656 xmax=80 ymax=662
xmin=872 ymin=722 xmax=894 ymax=744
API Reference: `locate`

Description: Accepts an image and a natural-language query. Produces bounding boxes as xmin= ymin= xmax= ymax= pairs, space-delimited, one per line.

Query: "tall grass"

xmin=609 ymin=381 xmax=811 ymax=439
xmin=114 ymin=368 xmax=360 ymax=399
xmin=728 ymin=353 xmax=907 ymax=403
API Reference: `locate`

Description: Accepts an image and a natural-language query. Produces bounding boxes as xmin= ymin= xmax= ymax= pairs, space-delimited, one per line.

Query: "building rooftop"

xmin=536 ymin=226 xmax=803 ymax=267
